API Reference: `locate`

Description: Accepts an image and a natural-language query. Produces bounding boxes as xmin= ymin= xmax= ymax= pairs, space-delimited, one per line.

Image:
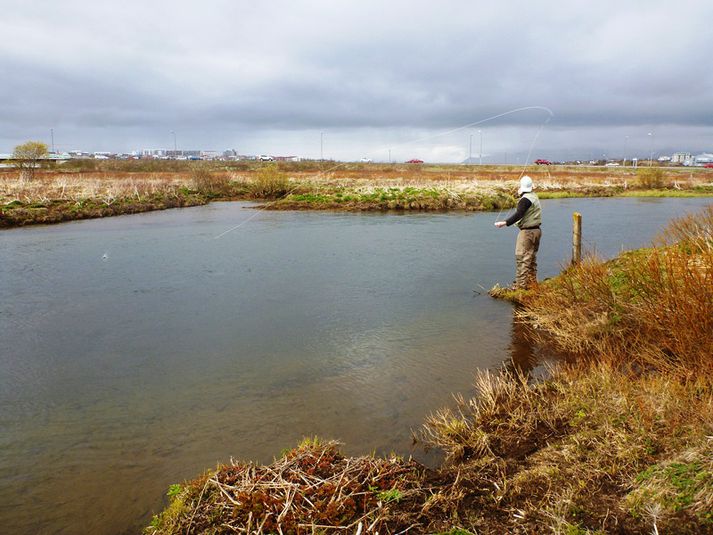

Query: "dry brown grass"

xmin=0 ymin=170 xmax=190 ymax=205
xmin=519 ymin=205 xmax=713 ymax=376
xmin=3 ymin=162 xmax=710 ymax=208
xmin=422 ymin=363 xmax=713 ymax=533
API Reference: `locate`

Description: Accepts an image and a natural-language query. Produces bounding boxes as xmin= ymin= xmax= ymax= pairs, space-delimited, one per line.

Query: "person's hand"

xmin=494 ymin=221 xmax=506 ymax=228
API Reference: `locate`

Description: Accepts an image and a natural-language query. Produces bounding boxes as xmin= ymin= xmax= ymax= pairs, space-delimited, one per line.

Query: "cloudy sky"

xmin=2 ymin=0 xmax=712 ymax=162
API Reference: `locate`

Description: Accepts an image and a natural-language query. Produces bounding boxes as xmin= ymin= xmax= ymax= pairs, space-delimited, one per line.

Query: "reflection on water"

xmin=504 ymin=310 xmax=566 ymax=381
xmin=0 ymin=197 xmax=709 ymax=534
xmin=507 ymin=312 xmax=540 ymax=375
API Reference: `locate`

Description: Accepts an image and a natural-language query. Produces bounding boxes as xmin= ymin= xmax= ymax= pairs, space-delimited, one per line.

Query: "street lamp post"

xmin=479 ymin=129 xmax=483 ymax=166
xmin=469 ymin=134 xmax=473 ymax=164
xmin=50 ymin=128 xmax=55 ymax=154
xmin=623 ymin=135 xmax=629 ymax=166
xmin=648 ymin=132 xmax=654 ymax=167
xmin=170 ymin=131 xmax=177 ymax=157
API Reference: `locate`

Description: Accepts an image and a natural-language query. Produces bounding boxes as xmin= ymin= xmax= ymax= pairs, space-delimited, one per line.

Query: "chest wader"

xmin=514 ymin=193 xmax=542 ymax=289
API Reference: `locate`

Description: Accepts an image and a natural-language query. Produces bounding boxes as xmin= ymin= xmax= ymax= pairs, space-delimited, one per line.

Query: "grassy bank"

xmin=1 ymin=161 xmax=712 ymax=227
xmin=0 ymin=168 xmax=247 ymax=227
xmin=146 ymin=206 xmax=712 ymax=533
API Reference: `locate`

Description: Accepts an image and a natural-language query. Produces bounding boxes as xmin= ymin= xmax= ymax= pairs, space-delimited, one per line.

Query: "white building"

xmin=671 ymin=152 xmax=691 ymax=164
xmin=694 ymin=153 xmax=713 ymax=165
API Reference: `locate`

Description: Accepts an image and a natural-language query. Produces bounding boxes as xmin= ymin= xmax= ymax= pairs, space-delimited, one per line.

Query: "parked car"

xmin=534 ymin=159 xmax=552 ymax=165
xmin=406 ymin=158 xmax=424 ymax=164
xmin=258 ymin=155 xmax=274 ymax=161
xmin=704 ymin=163 xmax=713 ymax=168
xmin=359 ymin=157 xmax=372 ymax=163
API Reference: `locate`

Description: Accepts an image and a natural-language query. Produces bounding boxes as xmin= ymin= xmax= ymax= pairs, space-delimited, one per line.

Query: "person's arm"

xmin=499 ymin=197 xmax=532 ymax=227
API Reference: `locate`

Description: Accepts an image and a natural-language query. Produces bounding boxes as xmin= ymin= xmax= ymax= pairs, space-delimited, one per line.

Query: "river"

xmin=0 ymin=197 xmax=710 ymax=534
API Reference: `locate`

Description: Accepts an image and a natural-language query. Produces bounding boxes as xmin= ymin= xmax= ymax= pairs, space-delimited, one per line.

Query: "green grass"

xmin=376 ymin=488 xmax=403 ymax=503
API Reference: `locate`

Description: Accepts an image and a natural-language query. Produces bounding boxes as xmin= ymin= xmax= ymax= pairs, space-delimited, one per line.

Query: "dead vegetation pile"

xmin=146 ymin=439 xmax=462 ymax=535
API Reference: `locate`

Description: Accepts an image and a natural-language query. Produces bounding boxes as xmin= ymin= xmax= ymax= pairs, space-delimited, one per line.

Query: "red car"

xmin=534 ymin=159 xmax=552 ymax=165
xmin=704 ymin=163 xmax=713 ymax=168
xmin=406 ymin=158 xmax=424 ymax=164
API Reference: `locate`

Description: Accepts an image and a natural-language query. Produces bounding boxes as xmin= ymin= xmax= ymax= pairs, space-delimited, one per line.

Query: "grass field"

xmin=1 ymin=160 xmax=712 ymax=227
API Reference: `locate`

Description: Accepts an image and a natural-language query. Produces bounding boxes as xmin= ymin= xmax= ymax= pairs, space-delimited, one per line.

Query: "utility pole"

xmin=623 ymin=135 xmax=629 ymax=166
xmin=479 ymin=129 xmax=483 ymax=166
xmin=50 ymin=128 xmax=55 ymax=154
xmin=648 ymin=132 xmax=654 ymax=167
xmin=170 ymin=131 xmax=177 ymax=157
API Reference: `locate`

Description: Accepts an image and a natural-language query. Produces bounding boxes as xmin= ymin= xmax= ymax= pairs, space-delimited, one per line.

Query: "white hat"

xmin=518 ymin=175 xmax=533 ymax=195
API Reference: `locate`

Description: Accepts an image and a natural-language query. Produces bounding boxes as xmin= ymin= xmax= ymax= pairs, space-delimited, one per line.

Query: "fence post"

xmin=572 ymin=212 xmax=582 ymax=265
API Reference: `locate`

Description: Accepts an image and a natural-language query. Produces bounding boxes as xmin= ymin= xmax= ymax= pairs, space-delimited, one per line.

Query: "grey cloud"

xmin=2 ymin=0 xmax=712 ymax=158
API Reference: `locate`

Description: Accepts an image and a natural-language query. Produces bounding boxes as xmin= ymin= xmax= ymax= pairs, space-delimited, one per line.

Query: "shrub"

xmin=637 ymin=168 xmax=666 ymax=189
xmin=13 ymin=141 xmax=48 ymax=180
xmin=250 ymin=164 xmax=290 ymax=198
xmin=191 ymin=168 xmax=231 ymax=195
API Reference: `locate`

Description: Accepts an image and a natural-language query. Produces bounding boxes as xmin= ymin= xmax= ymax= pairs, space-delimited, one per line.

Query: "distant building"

xmin=671 ymin=152 xmax=691 ymax=164
xmin=694 ymin=153 xmax=713 ymax=165
xmin=141 ymin=149 xmax=166 ymax=158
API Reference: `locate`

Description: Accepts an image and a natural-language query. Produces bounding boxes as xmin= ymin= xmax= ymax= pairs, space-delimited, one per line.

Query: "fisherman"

xmin=494 ymin=175 xmax=542 ymax=290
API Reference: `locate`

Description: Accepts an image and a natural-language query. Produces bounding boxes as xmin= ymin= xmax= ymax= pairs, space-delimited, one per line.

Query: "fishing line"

xmin=493 ymin=111 xmax=553 ymax=224
xmin=213 ymin=106 xmax=554 ymax=240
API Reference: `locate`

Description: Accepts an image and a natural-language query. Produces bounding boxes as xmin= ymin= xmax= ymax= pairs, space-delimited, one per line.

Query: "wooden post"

xmin=572 ymin=212 xmax=582 ymax=265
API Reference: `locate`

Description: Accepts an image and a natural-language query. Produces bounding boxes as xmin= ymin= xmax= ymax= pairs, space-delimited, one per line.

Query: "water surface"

xmin=0 ymin=197 xmax=709 ymax=534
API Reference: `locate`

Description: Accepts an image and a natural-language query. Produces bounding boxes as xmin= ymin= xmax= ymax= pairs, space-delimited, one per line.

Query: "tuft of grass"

xmin=376 ymin=488 xmax=404 ymax=503
xmin=626 ymin=446 xmax=713 ymax=527
xmin=166 ymin=484 xmax=182 ymax=498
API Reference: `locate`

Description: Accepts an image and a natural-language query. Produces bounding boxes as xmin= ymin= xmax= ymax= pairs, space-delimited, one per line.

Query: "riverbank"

xmin=1 ymin=161 xmax=712 ymax=227
xmin=146 ymin=206 xmax=712 ymax=533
